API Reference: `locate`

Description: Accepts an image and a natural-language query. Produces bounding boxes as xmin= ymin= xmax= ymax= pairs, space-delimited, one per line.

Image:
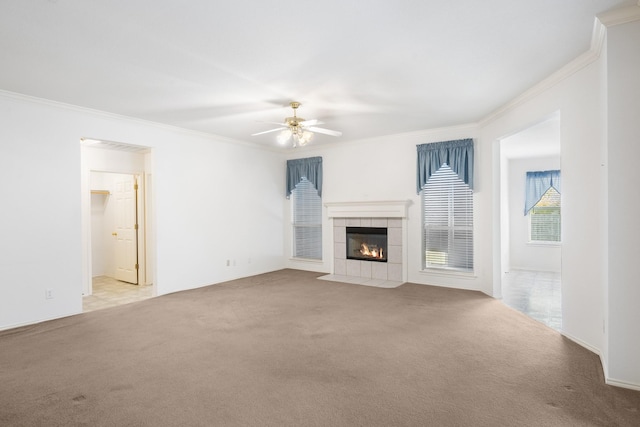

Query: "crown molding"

xmin=301 ymin=122 xmax=479 ymax=153
xmin=479 ymin=2 xmax=640 ymax=128
xmin=597 ymin=2 xmax=640 ymax=27
xmin=0 ymin=89 xmax=282 ymax=154
xmin=590 ymin=17 xmax=608 ymax=55
xmin=477 ymin=49 xmax=599 ymax=127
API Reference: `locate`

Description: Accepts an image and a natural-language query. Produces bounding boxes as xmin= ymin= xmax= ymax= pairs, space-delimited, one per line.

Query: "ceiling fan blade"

xmin=300 ymin=119 xmax=323 ymax=126
xmin=258 ymin=121 xmax=288 ymax=127
xmin=308 ymin=126 xmax=342 ymax=137
xmin=251 ymin=127 xmax=287 ymax=136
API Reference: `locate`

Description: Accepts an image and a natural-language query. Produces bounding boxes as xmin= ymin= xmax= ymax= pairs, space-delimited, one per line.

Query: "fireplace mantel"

xmin=324 ymin=200 xmax=411 ymax=219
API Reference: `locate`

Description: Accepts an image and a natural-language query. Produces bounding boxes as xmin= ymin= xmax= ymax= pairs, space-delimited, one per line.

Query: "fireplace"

xmin=324 ymin=200 xmax=410 ymax=285
xmin=346 ymin=227 xmax=387 ymax=262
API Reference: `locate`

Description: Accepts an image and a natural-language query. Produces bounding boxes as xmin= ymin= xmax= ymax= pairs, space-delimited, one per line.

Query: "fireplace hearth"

xmin=346 ymin=227 xmax=387 ymax=262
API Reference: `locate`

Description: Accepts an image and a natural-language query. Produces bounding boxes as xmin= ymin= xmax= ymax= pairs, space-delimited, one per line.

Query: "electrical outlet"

xmin=45 ymin=289 xmax=53 ymax=299
xmin=226 ymin=260 xmax=230 ymax=267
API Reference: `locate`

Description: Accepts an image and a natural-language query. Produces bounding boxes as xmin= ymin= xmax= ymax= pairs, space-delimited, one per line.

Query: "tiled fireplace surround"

xmin=333 ymin=217 xmax=403 ymax=281
xmin=323 ymin=201 xmax=410 ymax=287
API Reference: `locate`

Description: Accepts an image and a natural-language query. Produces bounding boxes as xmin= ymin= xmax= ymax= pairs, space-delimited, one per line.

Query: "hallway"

xmin=83 ymin=276 xmax=153 ymax=312
xmin=501 ymin=270 xmax=562 ymax=332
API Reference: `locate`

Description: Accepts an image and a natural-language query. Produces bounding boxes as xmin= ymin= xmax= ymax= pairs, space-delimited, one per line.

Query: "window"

xmin=422 ymin=164 xmax=473 ymax=271
xmin=292 ymin=177 xmax=322 ymax=259
xmin=529 ymin=187 xmax=561 ymax=242
xmin=524 ymin=169 xmax=561 ymax=243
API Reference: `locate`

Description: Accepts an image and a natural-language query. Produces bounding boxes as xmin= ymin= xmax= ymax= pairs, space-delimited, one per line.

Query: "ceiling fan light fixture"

xmin=277 ymin=129 xmax=292 ymax=145
xmin=299 ymin=131 xmax=313 ymax=146
xmin=252 ymin=101 xmax=341 ymax=148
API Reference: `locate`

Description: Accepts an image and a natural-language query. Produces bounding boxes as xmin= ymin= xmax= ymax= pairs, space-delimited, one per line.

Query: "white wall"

xmin=153 ymin=135 xmax=285 ymax=295
xmin=479 ymin=47 xmax=612 ymax=385
xmin=507 ymin=156 xmax=561 ymax=272
xmin=0 ymin=93 xmax=285 ymax=330
xmin=283 ymin=124 xmax=485 ymax=292
xmin=0 ymin=96 xmax=83 ymax=327
xmin=606 ymin=19 xmax=640 ymax=388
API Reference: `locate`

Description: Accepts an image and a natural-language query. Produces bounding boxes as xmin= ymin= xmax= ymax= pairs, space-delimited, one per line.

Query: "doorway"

xmin=90 ymin=172 xmax=140 ymax=284
xmin=498 ymin=113 xmax=562 ymax=331
xmin=80 ymin=139 xmax=154 ymax=310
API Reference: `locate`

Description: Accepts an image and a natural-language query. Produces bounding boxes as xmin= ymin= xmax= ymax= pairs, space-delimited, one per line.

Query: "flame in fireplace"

xmin=360 ymin=243 xmax=384 ymax=259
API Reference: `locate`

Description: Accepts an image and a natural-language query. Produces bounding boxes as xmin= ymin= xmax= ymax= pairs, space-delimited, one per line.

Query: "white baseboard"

xmin=561 ymin=331 xmax=601 ymax=354
xmin=0 ymin=312 xmax=80 ymax=332
xmin=606 ymin=378 xmax=640 ymax=391
xmin=562 ymin=331 xmax=640 ymax=391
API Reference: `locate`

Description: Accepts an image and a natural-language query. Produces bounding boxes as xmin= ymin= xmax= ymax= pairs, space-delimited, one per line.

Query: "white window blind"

xmin=292 ymin=177 xmax=322 ymax=260
xmin=529 ymin=187 xmax=561 ymax=242
xmin=422 ymin=164 xmax=473 ymax=271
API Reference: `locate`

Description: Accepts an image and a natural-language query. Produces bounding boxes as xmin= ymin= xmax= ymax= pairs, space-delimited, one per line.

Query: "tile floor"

xmin=501 ymin=270 xmax=562 ymax=332
xmin=83 ymin=276 xmax=154 ymax=312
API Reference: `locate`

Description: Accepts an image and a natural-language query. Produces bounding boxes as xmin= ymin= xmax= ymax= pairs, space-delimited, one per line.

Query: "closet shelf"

xmin=90 ymin=190 xmax=111 ymax=195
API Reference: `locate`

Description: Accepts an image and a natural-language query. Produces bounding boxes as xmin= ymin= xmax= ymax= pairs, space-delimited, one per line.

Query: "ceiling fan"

xmin=252 ymin=101 xmax=342 ymax=147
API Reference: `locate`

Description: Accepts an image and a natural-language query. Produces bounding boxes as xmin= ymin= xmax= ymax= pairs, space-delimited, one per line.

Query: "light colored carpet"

xmin=1 ymin=269 xmax=639 ymax=426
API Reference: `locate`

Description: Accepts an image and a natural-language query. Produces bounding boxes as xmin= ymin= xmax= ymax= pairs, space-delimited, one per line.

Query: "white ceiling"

xmin=0 ymin=0 xmax=631 ymax=148
xmin=501 ymin=112 xmax=561 ymax=159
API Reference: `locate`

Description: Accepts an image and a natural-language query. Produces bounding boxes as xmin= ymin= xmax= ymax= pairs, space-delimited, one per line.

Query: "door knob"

xmin=112 ymin=232 xmax=118 ymax=236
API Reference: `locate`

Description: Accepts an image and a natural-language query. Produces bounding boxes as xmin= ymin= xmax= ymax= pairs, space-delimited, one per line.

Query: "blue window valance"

xmin=286 ymin=156 xmax=323 ymax=199
xmin=416 ymin=138 xmax=474 ymax=193
xmin=524 ymin=170 xmax=561 ymax=215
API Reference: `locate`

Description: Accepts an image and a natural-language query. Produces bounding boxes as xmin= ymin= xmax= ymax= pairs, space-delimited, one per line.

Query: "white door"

xmin=114 ymin=174 xmax=138 ymax=284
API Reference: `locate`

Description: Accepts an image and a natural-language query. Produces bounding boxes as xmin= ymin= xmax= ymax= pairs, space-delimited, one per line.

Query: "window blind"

xmin=422 ymin=164 xmax=473 ymax=271
xmin=292 ymin=177 xmax=322 ymax=260
xmin=530 ymin=187 xmax=561 ymax=242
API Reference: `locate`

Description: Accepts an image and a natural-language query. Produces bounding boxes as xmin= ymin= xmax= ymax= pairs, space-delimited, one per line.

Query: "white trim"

xmin=288 ymin=257 xmax=325 ymax=264
xmin=419 ymin=269 xmax=477 ymax=279
xmin=289 ymin=123 xmax=479 ymax=154
xmin=559 ymin=331 xmax=640 ymax=391
xmin=561 ymin=331 xmax=601 ymax=355
xmin=325 ymin=200 xmax=412 ymax=218
xmin=525 ymin=242 xmax=561 ymax=247
xmin=606 ymin=378 xmax=640 ymax=392
xmin=0 ymin=89 xmax=282 ymax=154
xmin=479 ymin=49 xmax=599 ymax=127
xmin=590 ymin=18 xmax=607 ymax=55
xmin=479 ymin=3 xmax=640 ymax=128
xmin=0 ymin=315 xmax=78 ymax=332
xmin=597 ymin=3 xmax=640 ymax=27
